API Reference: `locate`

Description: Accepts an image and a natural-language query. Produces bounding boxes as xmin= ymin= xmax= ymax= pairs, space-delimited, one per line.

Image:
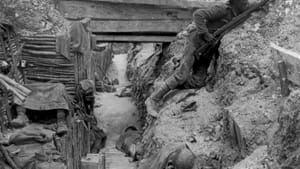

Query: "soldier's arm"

xmin=193 ymin=5 xmax=228 ymax=34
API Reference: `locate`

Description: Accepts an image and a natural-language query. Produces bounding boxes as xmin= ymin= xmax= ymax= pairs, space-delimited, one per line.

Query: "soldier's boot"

xmin=56 ymin=110 xmax=68 ymax=135
xmin=10 ymin=108 xmax=29 ymax=128
xmin=145 ymin=83 xmax=170 ymax=117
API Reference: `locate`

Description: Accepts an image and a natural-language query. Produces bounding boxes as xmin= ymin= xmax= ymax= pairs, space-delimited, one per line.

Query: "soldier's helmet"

xmin=229 ymin=0 xmax=250 ymax=14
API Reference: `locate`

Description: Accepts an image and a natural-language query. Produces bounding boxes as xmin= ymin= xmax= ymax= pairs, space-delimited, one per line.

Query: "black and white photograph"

xmin=0 ymin=0 xmax=299 ymax=168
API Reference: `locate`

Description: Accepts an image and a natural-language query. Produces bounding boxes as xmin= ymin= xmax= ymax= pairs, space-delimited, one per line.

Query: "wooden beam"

xmin=58 ymin=1 xmax=192 ymax=20
xmin=61 ymin=0 xmax=189 ymax=7
xmin=186 ymin=1 xmax=222 ymax=8
xmin=92 ymin=35 xmax=175 ymax=43
xmin=88 ymin=20 xmax=190 ymax=33
xmin=270 ymin=43 xmax=300 ymax=86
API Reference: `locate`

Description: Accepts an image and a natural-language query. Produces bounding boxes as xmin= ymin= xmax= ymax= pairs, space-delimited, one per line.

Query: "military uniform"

xmin=146 ymin=0 xmax=250 ymax=117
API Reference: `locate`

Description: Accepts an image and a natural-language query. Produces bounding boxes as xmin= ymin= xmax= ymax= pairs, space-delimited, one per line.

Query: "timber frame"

xmin=57 ymin=0 xmax=194 ymax=43
xmin=56 ymin=0 xmax=222 ymax=44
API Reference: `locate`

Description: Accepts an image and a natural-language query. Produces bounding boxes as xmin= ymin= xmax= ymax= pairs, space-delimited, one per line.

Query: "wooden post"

xmin=87 ymin=122 xmax=91 ymax=154
xmin=101 ymin=152 xmax=106 ymax=169
xmin=225 ymin=110 xmax=246 ymax=158
xmin=270 ymin=43 xmax=300 ymax=88
xmin=278 ymin=60 xmax=290 ymax=97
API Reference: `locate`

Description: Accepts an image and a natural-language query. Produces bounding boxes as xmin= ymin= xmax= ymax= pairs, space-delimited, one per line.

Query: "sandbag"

xmin=6 ymin=142 xmax=62 ymax=169
xmin=14 ymin=83 xmax=70 ymax=111
xmin=8 ymin=125 xmax=53 ymax=145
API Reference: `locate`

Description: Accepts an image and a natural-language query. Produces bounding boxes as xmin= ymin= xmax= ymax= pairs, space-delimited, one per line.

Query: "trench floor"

xmin=94 ymin=54 xmax=138 ymax=169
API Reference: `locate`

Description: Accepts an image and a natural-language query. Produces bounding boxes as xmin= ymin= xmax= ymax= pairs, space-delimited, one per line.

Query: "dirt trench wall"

xmin=126 ymin=0 xmax=300 ymax=168
xmin=127 ymin=36 xmax=239 ymax=168
xmin=126 ymin=43 xmax=163 ymax=121
xmin=218 ymin=0 xmax=300 ymax=168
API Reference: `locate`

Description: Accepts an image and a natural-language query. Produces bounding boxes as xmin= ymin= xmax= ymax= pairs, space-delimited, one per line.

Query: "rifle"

xmin=195 ymin=0 xmax=270 ymax=56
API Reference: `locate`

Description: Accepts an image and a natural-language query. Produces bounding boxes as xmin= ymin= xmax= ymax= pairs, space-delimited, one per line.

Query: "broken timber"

xmin=57 ymin=0 xmax=193 ymax=42
xmin=270 ymin=43 xmax=300 ymax=87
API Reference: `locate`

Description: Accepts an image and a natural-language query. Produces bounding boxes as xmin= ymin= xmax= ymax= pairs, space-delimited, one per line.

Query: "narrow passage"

xmin=94 ymin=53 xmax=139 ymax=169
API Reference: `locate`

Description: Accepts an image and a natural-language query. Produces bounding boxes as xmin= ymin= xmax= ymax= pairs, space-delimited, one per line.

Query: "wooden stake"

xmin=101 ymin=152 xmax=106 ymax=169
xmin=278 ymin=60 xmax=290 ymax=97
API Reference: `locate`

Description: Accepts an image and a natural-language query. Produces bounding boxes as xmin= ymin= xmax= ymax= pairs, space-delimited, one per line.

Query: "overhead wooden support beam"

xmin=58 ymin=1 xmax=192 ymax=20
xmin=61 ymin=0 xmax=189 ymax=7
xmin=88 ymin=20 xmax=190 ymax=33
xmin=186 ymin=1 xmax=222 ymax=8
xmin=91 ymin=35 xmax=176 ymax=43
xmin=57 ymin=1 xmax=192 ymax=34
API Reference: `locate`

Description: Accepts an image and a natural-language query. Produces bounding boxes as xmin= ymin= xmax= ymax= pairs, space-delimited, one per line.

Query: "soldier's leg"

xmin=145 ymin=42 xmax=196 ymax=117
xmin=205 ymin=46 xmax=220 ymax=92
xmin=56 ymin=109 xmax=68 ymax=135
xmin=205 ymin=54 xmax=216 ymax=92
xmin=10 ymin=105 xmax=29 ymax=128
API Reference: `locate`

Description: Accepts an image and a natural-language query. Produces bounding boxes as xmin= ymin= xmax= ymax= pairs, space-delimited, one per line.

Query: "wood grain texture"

xmin=22 ymin=36 xmax=76 ymax=95
xmin=60 ymin=0 xmax=189 ymax=7
xmin=58 ymin=1 xmax=191 ymax=34
xmin=92 ymin=34 xmax=176 ymax=42
xmin=58 ymin=1 xmax=192 ymax=20
xmin=88 ymin=20 xmax=190 ymax=33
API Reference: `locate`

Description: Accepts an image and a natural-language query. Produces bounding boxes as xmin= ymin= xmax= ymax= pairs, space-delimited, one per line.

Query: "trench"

xmin=94 ymin=53 xmax=139 ymax=169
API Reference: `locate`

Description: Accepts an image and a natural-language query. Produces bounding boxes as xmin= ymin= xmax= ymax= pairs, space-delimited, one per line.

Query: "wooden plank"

xmin=186 ymin=1 xmax=222 ymax=8
xmin=92 ymin=34 xmax=176 ymax=43
xmin=23 ymin=35 xmax=56 ymax=38
xmin=277 ymin=60 xmax=290 ymax=96
xmin=58 ymin=1 xmax=192 ymax=20
xmin=22 ymin=41 xmax=56 ymax=45
xmin=88 ymin=20 xmax=190 ymax=33
xmin=61 ymin=0 xmax=189 ymax=7
xmin=270 ymin=43 xmax=300 ymax=86
xmin=24 ymin=44 xmax=56 ymax=50
xmin=22 ymin=37 xmax=55 ymax=42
